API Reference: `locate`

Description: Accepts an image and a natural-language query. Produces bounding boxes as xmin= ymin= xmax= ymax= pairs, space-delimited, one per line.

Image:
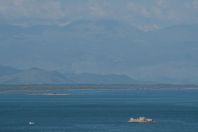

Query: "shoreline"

xmin=0 ymin=84 xmax=198 ymax=95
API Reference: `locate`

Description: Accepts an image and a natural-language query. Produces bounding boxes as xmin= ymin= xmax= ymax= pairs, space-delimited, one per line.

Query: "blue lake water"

xmin=0 ymin=87 xmax=198 ymax=132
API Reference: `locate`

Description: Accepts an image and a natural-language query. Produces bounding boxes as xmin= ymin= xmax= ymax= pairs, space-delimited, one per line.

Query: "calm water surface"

xmin=0 ymin=87 xmax=198 ymax=132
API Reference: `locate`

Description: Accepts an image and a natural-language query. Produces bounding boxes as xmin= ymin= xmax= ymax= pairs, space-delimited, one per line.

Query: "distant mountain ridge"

xmin=1 ymin=20 xmax=198 ymax=84
xmin=0 ymin=65 xmax=137 ymax=85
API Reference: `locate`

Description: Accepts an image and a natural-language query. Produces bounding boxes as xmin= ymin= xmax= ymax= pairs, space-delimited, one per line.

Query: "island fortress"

xmin=128 ymin=117 xmax=153 ymax=123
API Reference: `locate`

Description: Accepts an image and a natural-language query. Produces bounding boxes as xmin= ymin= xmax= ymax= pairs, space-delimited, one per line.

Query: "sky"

xmin=0 ymin=0 xmax=198 ymax=83
xmin=0 ymin=0 xmax=198 ymax=30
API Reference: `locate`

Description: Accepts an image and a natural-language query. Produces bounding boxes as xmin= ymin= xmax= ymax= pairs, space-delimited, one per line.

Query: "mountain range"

xmin=0 ymin=65 xmax=137 ymax=85
xmin=0 ymin=19 xmax=198 ymax=84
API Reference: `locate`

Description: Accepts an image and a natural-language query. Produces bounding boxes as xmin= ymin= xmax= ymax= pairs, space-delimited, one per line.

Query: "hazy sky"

xmin=0 ymin=0 xmax=198 ymax=30
xmin=0 ymin=0 xmax=198 ymax=83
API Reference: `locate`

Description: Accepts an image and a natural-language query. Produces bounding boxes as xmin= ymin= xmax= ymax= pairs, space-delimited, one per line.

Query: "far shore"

xmin=0 ymin=84 xmax=198 ymax=94
xmin=29 ymin=93 xmax=71 ymax=96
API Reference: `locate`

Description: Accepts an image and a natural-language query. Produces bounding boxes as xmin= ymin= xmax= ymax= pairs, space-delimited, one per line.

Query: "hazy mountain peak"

xmin=1 ymin=23 xmax=198 ymax=84
xmin=0 ymin=65 xmax=137 ymax=85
